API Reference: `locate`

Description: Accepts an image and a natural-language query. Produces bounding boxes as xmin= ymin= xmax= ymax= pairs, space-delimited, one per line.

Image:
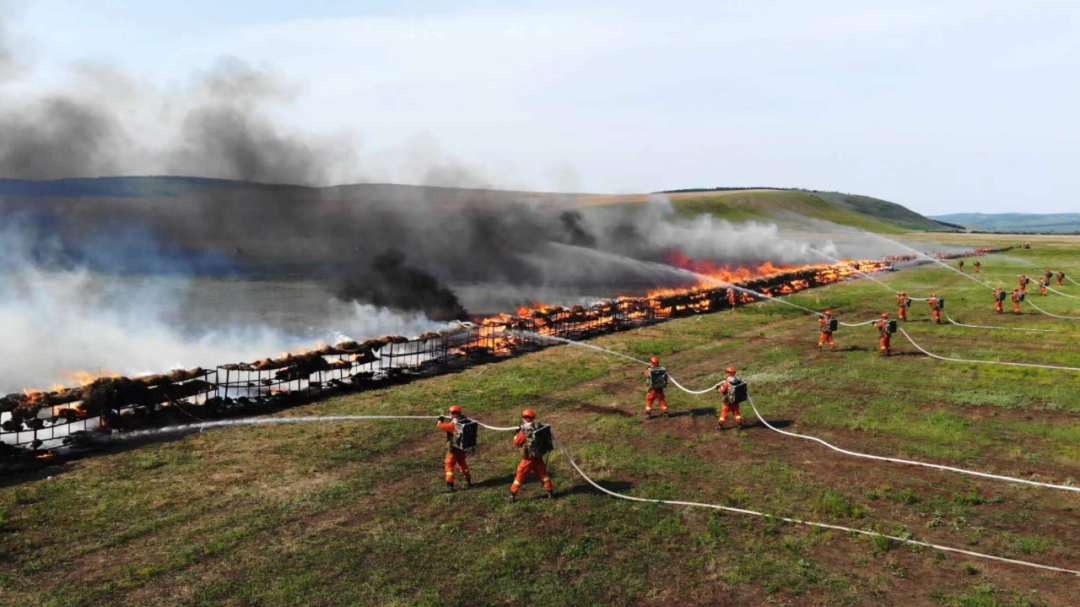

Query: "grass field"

xmin=2 ymin=236 xmax=1080 ymax=606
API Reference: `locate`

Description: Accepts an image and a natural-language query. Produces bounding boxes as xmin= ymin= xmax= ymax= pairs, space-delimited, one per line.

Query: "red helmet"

xmin=448 ymin=405 xmax=463 ymax=415
xmin=521 ymin=409 xmax=536 ymax=420
xmin=649 ymin=357 xmax=660 ymax=366
xmin=900 ymin=291 xmax=906 ymax=296
xmin=881 ymin=312 xmax=889 ymax=319
xmin=725 ymin=367 xmax=736 ymax=375
xmin=824 ymin=310 xmax=833 ymax=317
xmin=932 ymin=293 xmax=938 ymax=298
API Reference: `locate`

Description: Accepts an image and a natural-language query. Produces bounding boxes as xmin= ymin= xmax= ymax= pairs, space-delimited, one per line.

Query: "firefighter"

xmin=958 ymin=259 xmax=965 ymax=273
xmin=715 ymin=367 xmax=744 ymax=430
xmin=1057 ymin=270 xmax=1066 ymax=286
xmin=510 ymin=409 xmax=554 ymax=502
xmin=927 ymin=293 xmax=942 ymax=324
xmin=1019 ymin=274 xmax=1029 ymax=293
xmin=818 ymin=310 xmax=836 ymax=349
xmin=897 ymin=292 xmax=910 ymax=321
xmin=727 ymin=287 xmax=737 ymax=309
xmin=437 ymin=405 xmax=472 ymax=493
xmin=1011 ymin=288 xmax=1023 ymax=314
xmin=974 ymin=260 xmax=981 ymax=274
xmin=875 ymin=313 xmax=892 ymax=356
xmin=642 ymin=356 xmax=669 ymax=418
xmin=1040 ymin=276 xmax=1049 ymax=296
xmin=1045 ymin=268 xmax=1054 ymax=282
xmin=993 ymin=287 xmax=1005 ymax=314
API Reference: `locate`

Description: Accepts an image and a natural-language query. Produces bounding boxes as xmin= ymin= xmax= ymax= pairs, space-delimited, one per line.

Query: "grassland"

xmin=2 ymin=237 xmax=1080 ymax=606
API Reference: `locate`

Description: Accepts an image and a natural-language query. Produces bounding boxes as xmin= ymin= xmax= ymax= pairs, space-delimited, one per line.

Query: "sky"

xmin=4 ymin=0 xmax=1080 ymax=214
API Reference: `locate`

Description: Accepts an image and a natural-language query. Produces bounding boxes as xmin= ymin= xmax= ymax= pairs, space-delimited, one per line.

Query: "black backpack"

xmin=828 ymin=318 xmax=838 ymax=332
xmin=648 ymin=366 xmax=668 ymax=390
xmin=996 ymin=291 xmax=1007 ymax=302
xmin=453 ymin=417 xmax=478 ymax=452
xmin=523 ymin=422 xmax=554 ymax=458
xmin=937 ymin=297 xmax=945 ymax=310
xmin=1018 ymin=292 xmax=1027 ymax=302
xmin=887 ymin=319 xmax=898 ymax=334
xmin=728 ymin=379 xmax=748 ymax=404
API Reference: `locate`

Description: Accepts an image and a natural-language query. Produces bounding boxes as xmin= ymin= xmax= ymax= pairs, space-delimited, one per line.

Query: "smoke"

xmin=335 ymin=249 xmax=468 ymax=321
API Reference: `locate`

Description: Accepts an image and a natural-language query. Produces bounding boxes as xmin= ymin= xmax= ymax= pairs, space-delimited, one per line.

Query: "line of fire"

xmin=1 ymin=246 xmax=1014 ymax=460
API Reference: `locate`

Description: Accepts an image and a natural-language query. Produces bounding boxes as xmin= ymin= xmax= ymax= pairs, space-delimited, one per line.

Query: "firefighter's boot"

xmin=465 ymin=478 xmax=473 ymax=489
xmin=661 ymin=410 xmax=669 ymax=418
xmin=546 ymin=490 xmax=555 ymax=500
xmin=509 ymin=493 xmax=517 ymax=503
xmin=446 ymin=482 xmax=455 ymax=494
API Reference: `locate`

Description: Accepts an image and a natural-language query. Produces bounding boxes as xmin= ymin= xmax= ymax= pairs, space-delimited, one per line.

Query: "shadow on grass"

xmin=558 ymin=479 xmax=634 ymax=499
xmin=667 ymin=407 xmax=717 ymax=419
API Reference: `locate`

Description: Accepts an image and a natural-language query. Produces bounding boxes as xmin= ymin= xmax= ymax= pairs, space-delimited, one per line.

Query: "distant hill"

xmin=931 ymin=213 xmax=1080 ymax=234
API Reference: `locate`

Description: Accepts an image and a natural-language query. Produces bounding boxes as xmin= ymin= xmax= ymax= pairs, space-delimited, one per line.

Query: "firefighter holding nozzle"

xmin=437 ymin=405 xmax=475 ymax=493
xmin=509 ymin=409 xmax=554 ymax=502
xmin=994 ymin=287 xmax=1005 ymax=314
xmin=897 ymin=292 xmax=911 ymax=321
xmin=1011 ymin=288 xmax=1024 ymax=314
xmin=876 ymin=313 xmax=893 ymax=356
xmin=927 ymin=293 xmax=943 ymax=324
xmin=643 ymin=356 xmax=669 ymax=418
xmin=716 ymin=367 xmax=747 ymax=430
xmin=818 ymin=310 xmax=837 ymax=350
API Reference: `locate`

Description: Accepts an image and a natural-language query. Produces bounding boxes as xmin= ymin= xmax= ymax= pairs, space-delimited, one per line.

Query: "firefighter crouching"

xmin=1011 ymin=288 xmax=1024 ymax=314
xmin=927 ymin=293 xmax=943 ymax=324
xmin=897 ymin=292 xmax=911 ymax=321
xmin=643 ymin=357 xmax=669 ymax=418
xmin=818 ymin=310 xmax=837 ymax=349
xmin=716 ymin=367 xmax=747 ymax=430
xmin=994 ymin=287 xmax=1005 ymax=314
xmin=437 ymin=405 xmax=476 ymax=493
xmin=876 ymin=313 xmax=894 ymax=356
xmin=510 ymin=409 xmax=554 ymax=502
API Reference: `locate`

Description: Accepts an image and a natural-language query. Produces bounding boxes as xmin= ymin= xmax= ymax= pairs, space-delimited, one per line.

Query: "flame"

xmin=56 ymin=368 xmax=120 ymax=387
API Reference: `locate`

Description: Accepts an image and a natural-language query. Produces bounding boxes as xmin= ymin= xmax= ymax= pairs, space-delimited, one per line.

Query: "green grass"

xmin=2 ymin=235 xmax=1079 ymax=605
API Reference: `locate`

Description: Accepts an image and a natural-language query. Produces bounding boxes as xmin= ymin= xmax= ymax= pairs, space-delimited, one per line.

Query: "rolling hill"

xmin=931 ymin=212 xmax=1080 ymax=234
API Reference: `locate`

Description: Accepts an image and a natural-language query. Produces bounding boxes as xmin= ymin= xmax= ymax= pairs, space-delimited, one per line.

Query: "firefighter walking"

xmin=927 ymin=293 xmax=942 ymax=324
xmin=897 ymin=292 xmax=910 ymax=321
xmin=510 ymin=409 xmax=554 ymax=502
xmin=994 ymin=287 xmax=1005 ymax=314
xmin=643 ymin=357 xmax=669 ymax=418
xmin=1011 ymin=288 xmax=1023 ymax=314
xmin=876 ymin=313 xmax=893 ymax=356
xmin=818 ymin=311 xmax=837 ymax=349
xmin=716 ymin=367 xmax=746 ymax=430
xmin=1039 ymin=276 xmax=1049 ymax=296
xmin=437 ymin=405 xmax=473 ymax=493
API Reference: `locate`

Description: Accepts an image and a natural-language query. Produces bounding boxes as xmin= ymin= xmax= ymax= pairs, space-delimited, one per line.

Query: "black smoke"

xmin=336 ymin=249 xmax=468 ymax=321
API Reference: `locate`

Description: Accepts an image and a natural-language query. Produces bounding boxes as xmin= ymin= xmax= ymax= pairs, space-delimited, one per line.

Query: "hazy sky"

xmin=6 ymin=0 xmax=1080 ymax=214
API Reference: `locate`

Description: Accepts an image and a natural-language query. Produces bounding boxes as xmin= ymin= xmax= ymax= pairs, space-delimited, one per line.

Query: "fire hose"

xmin=110 ymin=413 xmax=1080 ymax=576
xmin=744 ymin=397 xmax=1078 ymax=493
xmin=556 ymin=439 xmax=1079 ymax=577
xmin=1027 ymin=299 xmax=1080 ymax=320
xmin=944 ymin=312 xmax=1052 ymax=332
xmin=898 ymin=327 xmax=1080 ymax=372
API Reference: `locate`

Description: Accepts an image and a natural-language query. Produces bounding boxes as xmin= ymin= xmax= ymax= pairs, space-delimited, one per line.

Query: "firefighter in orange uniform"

xmin=993 ymin=287 xmax=1004 ymax=314
xmin=897 ymin=292 xmax=910 ymax=321
xmin=1019 ymin=274 xmax=1029 ymax=293
xmin=716 ymin=367 xmax=744 ymax=430
xmin=1011 ymin=288 xmax=1023 ymax=314
xmin=927 ymin=293 xmax=942 ymax=324
xmin=642 ymin=357 xmax=669 ymax=418
xmin=1040 ymin=276 xmax=1049 ymax=296
xmin=1045 ymin=269 xmax=1054 ymax=283
xmin=958 ymin=259 xmax=965 ymax=273
xmin=818 ymin=311 xmax=836 ymax=349
xmin=875 ymin=313 xmax=892 ymax=356
xmin=436 ymin=405 xmax=472 ymax=493
xmin=973 ymin=260 xmax=981 ymax=274
xmin=727 ymin=287 xmax=737 ymax=308
xmin=1057 ymin=270 xmax=1066 ymax=286
xmin=510 ymin=409 xmax=554 ymax=502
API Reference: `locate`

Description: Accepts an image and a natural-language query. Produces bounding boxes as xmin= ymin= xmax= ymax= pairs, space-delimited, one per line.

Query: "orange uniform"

xmin=1040 ymin=278 xmax=1048 ymax=296
xmin=818 ymin=316 xmax=835 ymax=349
xmin=1019 ymin=275 xmax=1028 ymax=293
xmin=716 ymin=370 xmax=744 ymax=428
xmin=511 ymin=422 xmax=553 ymax=498
xmin=958 ymin=260 xmax=965 ymax=272
xmin=643 ymin=358 xmax=669 ymax=417
xmin=993 ymin=288 xmax=1004 ymax=314
xmin=928 ymin=297 xmax=942 ymax=324
xmin=897 ymin=294 xmax=909 ymax=321
xmin=727 ymin=288 xmax=737 ymax=308
xmin=974 ymin=261 xmax=981 ymax=274
xmin=1057 ymin=271 xmax=1065 ymax=286
xmin=1011 ymin=290 xmax=1022 ymax=314
xmin=437 ymin=417 xmax=471 ymax=489
xmin=876 ymin=319 xmax=892 ymax=355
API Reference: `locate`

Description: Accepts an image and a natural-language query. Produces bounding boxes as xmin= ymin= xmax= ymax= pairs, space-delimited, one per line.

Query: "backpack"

xmin=453 ymin=417 xmax=478 ymax=452
xmin=996 ymin=291 xmax=1007 ymax=302
xmin=828 ymin=318 xmax=839 ymax=332
xmin=887 ymin=319 xmax=898 ymax=335
xmin=902 ymin=297 xmax=912 ymax=308
xmin=937 ymin=297 xmax=945 ymax=310
xmin=522 ymin=422 xmax=554 ymax=458
xmin=648 ymin=366 xmax=668 ymax=391
xmin=1018 ymin=292 xmax=1027 ymax=302
xmin=727 ymin=378 xmax=748 ymax=404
